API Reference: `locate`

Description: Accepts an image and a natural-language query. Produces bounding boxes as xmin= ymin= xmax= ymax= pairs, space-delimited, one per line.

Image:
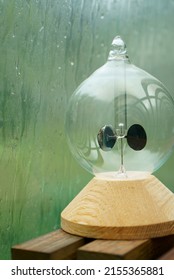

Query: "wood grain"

xmin=11 ymin=229 xmax=87 ymax=260
xmin=78 ymin=235 xmax=174 ymax=260
xmin=11 ymin=229 xmax=174 ymax=260
xmin=61 ymin=175 xmax=174 ymax=239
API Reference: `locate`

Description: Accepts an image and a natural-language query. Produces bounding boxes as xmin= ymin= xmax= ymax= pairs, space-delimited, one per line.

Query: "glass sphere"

xmin=65 ymin=36 xmax=174 ymax=179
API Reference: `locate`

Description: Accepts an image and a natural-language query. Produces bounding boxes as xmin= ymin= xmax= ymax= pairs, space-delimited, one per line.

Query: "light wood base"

xmin=61 ymin=175 xmax=174 ymax=239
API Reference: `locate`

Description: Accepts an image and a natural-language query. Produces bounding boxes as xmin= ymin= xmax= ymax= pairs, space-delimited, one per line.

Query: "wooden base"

xmin=61 ymin=175 xmax=174 ymax=239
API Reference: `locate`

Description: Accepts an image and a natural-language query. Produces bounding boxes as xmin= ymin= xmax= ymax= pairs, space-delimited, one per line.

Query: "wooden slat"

xmin=158 ymin=247 xmax=174 ymax=260
xmin=77 ymin=235 xmax=174 ymax=260
xmin=151 ymin=235 xmax=174 ymax=259
xmin=11 ymin=229 xmax=174 ymax=260
xmin=11 ymin=229 xmax=87 ymax=260
xmin=78 ymin=239 xmax=149 ymax=260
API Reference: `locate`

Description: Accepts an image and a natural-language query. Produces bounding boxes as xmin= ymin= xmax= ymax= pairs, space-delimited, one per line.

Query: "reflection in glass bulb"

xmin=65 ymin=35 xmax=174 ymax=180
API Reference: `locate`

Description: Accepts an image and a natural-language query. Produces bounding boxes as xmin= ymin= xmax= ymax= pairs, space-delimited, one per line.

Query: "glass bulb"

xmin=65 ymin=36 xmax=174 ymax=180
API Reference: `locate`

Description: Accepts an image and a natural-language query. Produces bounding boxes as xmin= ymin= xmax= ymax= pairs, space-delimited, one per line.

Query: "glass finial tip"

xmin=108 ymin=35 xmax=128 ymax=60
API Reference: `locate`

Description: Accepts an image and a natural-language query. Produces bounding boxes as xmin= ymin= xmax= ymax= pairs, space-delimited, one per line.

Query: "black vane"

xmin=126 ymin=124 xmax=147 ymax=151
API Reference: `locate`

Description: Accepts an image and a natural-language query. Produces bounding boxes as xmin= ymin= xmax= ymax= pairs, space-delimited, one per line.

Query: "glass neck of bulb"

xmin=108 ymin=51 xmax=129 ymax=61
